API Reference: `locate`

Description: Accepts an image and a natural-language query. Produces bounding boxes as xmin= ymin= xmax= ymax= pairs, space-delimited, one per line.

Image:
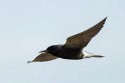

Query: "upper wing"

xmin=28 ymin=53 xmax=58 ymax=63
xmin=64 ymin=17 xmax=107 ymax=49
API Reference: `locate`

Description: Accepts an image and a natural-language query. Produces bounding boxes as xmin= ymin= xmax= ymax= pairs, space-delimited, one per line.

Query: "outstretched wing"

xmin=64 ymin=17 xmax=107 ymax=49
xmin=28 ymin=53 xmax=58 ymax=63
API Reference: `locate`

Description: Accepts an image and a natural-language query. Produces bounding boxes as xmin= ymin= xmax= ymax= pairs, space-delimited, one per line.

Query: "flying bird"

xmin=28 ymin=17 xmax=107 ymax=63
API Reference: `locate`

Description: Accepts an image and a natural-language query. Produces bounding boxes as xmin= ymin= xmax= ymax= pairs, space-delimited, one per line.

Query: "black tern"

xmin=28 ymin=17 xmax=107 ymax=63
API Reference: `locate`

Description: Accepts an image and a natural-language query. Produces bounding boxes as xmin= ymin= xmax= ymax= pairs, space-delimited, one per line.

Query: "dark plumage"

xmin=28 ymin=17 xmax=107 ymax=63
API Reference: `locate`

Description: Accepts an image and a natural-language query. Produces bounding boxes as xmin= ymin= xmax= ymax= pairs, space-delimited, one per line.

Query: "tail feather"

xmin=84 ymin=55 xmax=104 ymax=58
xmin=83 ymin=51 xmax=104 ymax=59
xmin=91 ymin=55 xmax=104 ymax=58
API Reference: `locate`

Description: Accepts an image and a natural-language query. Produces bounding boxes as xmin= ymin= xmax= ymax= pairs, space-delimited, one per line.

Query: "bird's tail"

xmin=83 ymin=51 xmax=104 ymax=58
xmin=89 ymin=55 xmax=104 ymax=58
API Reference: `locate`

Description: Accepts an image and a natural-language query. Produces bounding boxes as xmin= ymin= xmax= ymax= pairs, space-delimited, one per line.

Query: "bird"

xmin=28 ymin=17 xmax=107 ymax=63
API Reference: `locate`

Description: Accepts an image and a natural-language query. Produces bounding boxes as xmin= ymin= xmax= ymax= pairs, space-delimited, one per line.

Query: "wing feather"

xmin=64 ymin=17 xmax=107 ymax=49
xmin=28 ymin=53 xmax=58 ymax=63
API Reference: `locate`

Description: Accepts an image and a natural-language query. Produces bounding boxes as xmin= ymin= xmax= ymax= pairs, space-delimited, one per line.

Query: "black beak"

xmin=39 ymin=50 xmax=48 ymax=53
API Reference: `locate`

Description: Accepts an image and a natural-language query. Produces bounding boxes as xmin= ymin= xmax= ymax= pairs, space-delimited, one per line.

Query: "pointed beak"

xmin=39 ymin=50 xmax=48 ymax=53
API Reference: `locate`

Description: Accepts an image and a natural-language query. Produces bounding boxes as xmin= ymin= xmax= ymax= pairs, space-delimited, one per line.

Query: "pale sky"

xmin=0 ymin=0 xmax=125 ymax=83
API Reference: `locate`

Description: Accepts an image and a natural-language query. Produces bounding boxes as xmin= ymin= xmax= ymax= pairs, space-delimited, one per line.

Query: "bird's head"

xmin=39 ymin=45 xmax=61 ymax=55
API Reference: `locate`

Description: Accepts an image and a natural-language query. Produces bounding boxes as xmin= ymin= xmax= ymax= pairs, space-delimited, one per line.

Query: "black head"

xmin=40 ymin=45 xmax=61 ymax=55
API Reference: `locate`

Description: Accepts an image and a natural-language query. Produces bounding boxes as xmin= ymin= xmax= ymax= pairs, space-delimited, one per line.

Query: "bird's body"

xmin=28 ymin=17 xmax=107 ymax=63
xmin=47 ymin=45 xmax=83 ymax=59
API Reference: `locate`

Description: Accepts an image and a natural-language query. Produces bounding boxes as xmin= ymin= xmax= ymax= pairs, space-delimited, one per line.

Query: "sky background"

xmin=0 ymin=0 xmax=125 ymax=83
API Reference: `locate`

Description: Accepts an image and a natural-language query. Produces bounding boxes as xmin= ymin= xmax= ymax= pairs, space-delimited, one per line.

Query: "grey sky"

xmin=0 ymin=0 xmax=125 ymax=83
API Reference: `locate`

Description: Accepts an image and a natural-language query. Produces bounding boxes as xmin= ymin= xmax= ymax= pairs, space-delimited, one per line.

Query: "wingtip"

xmin=103 ymin=17 xmax=108 ymax=21
xmin=27 ymin=61 xmax=32 ymax=64
xmin=100 ymin=17 xmax=107 ymax=25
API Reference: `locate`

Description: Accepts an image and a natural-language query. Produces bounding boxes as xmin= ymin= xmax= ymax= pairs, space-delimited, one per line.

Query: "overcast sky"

xmin=0 ymin=0 xmax=125 ymax=83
